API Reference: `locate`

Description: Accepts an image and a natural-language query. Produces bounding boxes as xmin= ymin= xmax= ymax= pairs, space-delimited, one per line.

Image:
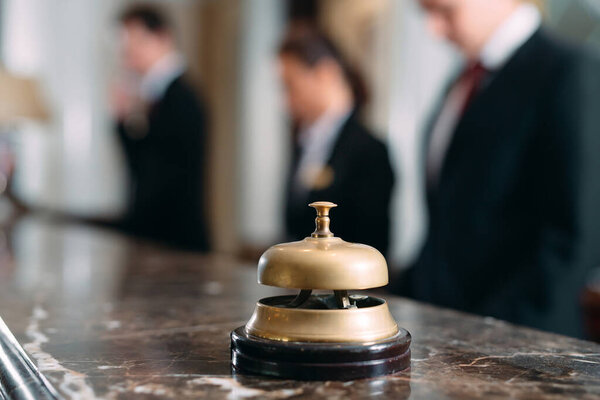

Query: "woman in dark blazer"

xmin=278 ymin=26 xmax=395 ymax=255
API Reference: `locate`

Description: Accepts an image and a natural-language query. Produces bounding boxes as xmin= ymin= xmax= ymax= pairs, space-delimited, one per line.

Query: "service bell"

xmin=230 ymin=201 xmax=411 ymax=380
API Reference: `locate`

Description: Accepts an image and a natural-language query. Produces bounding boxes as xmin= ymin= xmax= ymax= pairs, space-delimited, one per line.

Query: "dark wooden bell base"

xmin=230 ymin=326 xmax=411 ymax=381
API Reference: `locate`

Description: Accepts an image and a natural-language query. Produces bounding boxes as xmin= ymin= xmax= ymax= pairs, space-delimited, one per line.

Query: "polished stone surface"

xmin=0 ymin=214 xmax=599 ymax=399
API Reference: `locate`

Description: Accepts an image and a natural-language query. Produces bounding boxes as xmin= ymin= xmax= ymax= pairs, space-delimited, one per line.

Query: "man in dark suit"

xmin=393 ymin=0 xmax=600 ymax=337
xmin=278 ymin=27 xmax=394 ymax=255
xmin=113 ymin=5 xmax=209 ymax=251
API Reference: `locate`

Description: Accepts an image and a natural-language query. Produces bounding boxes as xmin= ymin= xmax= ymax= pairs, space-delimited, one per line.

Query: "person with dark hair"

xmin=112 ymin=4 xmax=209 ymax=251
xmin=279 ymin=26 xmax=395 ymax=255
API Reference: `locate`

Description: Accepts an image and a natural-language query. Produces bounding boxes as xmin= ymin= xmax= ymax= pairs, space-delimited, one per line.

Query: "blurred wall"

xmin=1 ymin=0 xmax=127 ymax=217
xmin=547 ymin=0 xmax=600 ymax=46
xmin=195 ymin=0 xmax=241 ymax=253
xmin=236 ymin=0 xmax=287 ymax=248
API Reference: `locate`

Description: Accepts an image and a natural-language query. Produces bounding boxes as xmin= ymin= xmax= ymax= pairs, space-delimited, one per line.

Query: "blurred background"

xmin=0 ymin=0 xmax=600 ymax=267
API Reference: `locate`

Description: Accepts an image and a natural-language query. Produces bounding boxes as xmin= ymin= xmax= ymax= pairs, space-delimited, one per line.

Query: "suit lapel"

xmin=324 ymin=113 xmax=355 ymax=167
xmin=302 ymin=114 xmax=357 ymax=202
xmin=435 ymin=29 xmax=544 ymax=192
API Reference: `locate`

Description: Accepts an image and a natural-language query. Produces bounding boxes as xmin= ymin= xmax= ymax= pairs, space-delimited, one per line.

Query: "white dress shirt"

xmin=426 ymin=4 xmax=541 ymax=186
xmin=294 ymin=107 xmax=351 ymax=194
xmin=139 ymin=52 xmax=186 ymax=103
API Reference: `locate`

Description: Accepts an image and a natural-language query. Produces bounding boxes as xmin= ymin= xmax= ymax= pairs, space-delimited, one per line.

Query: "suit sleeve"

xmin=352 ymin=140 xmax=395 ymax=256
xmin=535 ymin=55 xmax=600 ymax=291
xmin=116 ymin=120 xmax=139 ymax=174
xmin=481 ymin=53 xmax=600 ymax=323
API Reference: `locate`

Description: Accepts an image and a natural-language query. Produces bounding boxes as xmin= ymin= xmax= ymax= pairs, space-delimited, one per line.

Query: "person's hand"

xmin=110 ymin=81 xmax=136 ymax=121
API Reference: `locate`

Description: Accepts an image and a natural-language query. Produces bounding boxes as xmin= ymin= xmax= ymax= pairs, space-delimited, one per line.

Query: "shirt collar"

xmin=298 ymin=107 xmax=352 ymax=149
xmin=139 ymin=52 xmax=186 ymax=102
xmin=479 ymin=3 xmax=541 ymax=71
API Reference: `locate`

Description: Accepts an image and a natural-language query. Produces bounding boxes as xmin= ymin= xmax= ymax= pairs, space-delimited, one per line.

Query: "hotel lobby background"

xmin=1 ymin=0 xmax=599 ymax=264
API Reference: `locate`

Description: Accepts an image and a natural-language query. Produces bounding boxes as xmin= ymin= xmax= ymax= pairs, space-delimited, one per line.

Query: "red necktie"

xmin=458 ymin=61 xmax=487 ymax=116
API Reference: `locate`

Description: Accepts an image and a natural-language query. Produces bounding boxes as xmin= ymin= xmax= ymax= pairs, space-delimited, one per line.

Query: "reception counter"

xmin=0 ymin=214 xmax=599 ymax=399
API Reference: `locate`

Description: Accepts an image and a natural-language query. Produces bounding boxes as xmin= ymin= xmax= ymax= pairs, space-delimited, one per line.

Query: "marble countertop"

xmin=0 ymin=214 xmax=599 ymax=399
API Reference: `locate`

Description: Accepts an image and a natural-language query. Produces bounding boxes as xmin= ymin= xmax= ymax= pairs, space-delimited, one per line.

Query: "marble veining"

xmin=0 ymin=216 xmax=598 ymax=399
xmin=190 ymin=377 xmax=304 ymax=399
xmin=23 ymin=304 xmax=97 ymax=399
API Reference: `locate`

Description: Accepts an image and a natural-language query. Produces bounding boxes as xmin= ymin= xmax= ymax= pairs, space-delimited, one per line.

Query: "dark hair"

xmin=278 ymin=25 xmax=369 ymax=111
xmin=119 ymin=4 xmax=171 ymax=34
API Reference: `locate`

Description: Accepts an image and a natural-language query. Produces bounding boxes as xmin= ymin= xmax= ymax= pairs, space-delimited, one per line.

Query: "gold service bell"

xmin=230 ymin=201 xmax=411 ymax=380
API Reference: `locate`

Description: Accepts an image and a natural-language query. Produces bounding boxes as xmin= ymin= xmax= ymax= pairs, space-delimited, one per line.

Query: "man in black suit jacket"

xmin=394 ymin=0 xmax=600 ymax=337
xmin=279 ymin=27 xmax=394 ymax=255
xmin=114 ymin=5 xmax=209 ymax=251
